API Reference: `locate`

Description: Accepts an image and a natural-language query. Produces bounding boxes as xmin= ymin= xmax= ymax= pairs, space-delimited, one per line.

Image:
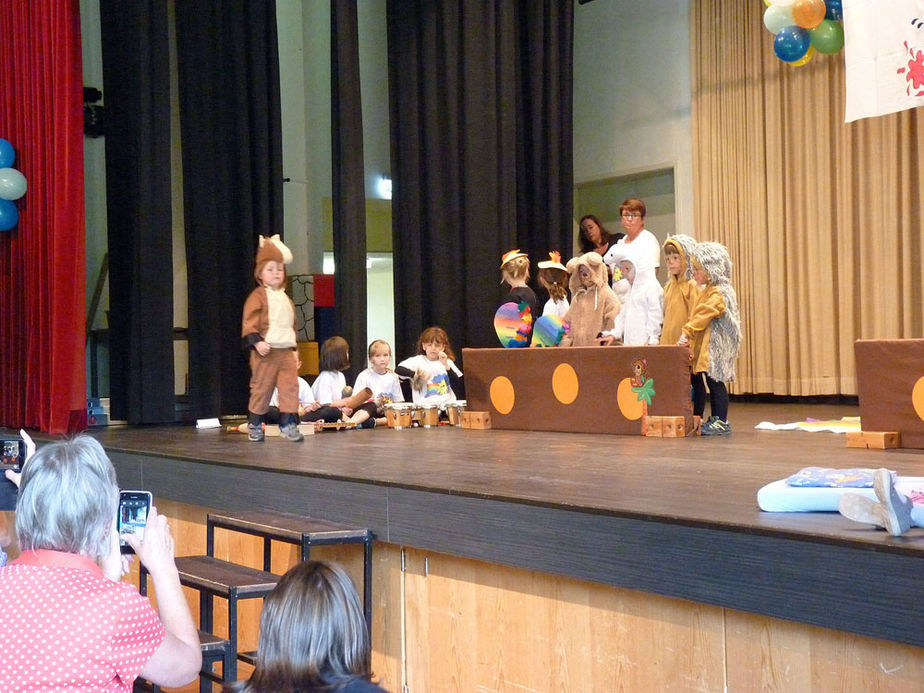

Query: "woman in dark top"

xmin=578 ymin=214 xmax=624 ymax=257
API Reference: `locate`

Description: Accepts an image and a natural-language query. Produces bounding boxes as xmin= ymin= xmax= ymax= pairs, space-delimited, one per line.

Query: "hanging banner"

xmin=843 ymin=0 xmax=924 ymax=121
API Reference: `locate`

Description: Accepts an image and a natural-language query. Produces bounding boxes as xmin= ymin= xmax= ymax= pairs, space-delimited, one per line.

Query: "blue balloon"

xmin=774 ymin=25 xmax=811 ymax=63
xmin=0 ymin=139 xmax=13 ymax=169
xmin=0 ymin=199 xmax=18 ymax=231
xmin=825 ymin=0 xmax=843 ymax=21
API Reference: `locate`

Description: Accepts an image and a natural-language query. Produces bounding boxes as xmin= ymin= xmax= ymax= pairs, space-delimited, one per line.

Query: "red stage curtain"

xmin=0 ymin=1 xmax=86 ymax=433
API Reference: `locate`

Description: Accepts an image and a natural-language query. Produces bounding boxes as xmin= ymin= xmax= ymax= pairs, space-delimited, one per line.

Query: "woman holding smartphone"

xmin=0 ymin=435 xmax=201 ymax=691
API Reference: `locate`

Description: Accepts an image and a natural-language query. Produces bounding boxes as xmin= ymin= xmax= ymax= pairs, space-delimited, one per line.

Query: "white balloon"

xmin=764 ymin=5 xmax=794 ymax=33
xmin=0 ymin=167 xmax=26 ymax=201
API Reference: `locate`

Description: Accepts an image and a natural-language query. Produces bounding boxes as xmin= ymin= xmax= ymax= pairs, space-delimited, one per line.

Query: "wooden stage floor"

xmin=28 ymin=401 xmax=924 ymax=648
xmin=90 ymin=401 xmax=924 ymax=545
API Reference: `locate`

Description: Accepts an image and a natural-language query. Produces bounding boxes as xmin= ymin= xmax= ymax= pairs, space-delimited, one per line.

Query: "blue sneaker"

xmin=702 ymin=418 xmax=731 ymax=436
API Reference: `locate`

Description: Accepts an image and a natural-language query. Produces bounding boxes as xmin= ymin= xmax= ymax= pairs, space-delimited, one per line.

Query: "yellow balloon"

xmin=787 ymin=45 xmax=815 ymax=66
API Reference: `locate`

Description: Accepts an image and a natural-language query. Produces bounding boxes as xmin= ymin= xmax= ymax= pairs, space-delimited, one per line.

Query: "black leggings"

xmin=691 ymin=372 xmax=729 ymax=421
xmin=266 ymin=405 xmax=342 ymax=424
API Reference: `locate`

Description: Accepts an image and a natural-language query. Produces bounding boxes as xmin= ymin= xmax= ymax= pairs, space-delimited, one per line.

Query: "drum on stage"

xmin=419 ymin=403 xmax=440 ymax=428
xmin=444 ymin=400 xmax=467 ymax=427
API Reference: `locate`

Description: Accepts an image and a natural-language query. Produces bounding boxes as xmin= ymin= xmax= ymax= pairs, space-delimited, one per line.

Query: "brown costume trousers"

xmin=248 ymin=347 xmax=299 ymax=415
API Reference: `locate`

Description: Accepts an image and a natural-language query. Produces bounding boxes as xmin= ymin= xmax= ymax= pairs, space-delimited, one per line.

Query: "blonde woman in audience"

xmin=0 ymin=435 xmax=201 ymax=691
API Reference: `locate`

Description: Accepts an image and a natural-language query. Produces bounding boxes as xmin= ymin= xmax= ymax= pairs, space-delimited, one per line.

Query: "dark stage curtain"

xmin=0 ymin=0 xmax=87 ymax=433
xmin=100 ymin=0 xmax=175 ymax=424
xmin=331 ymin=0 xmax=367 ymax=383
xmin=175 ymin=0 xmax=284 ymax=417
xmin=386 ymin=0 xmax=574 ymax=358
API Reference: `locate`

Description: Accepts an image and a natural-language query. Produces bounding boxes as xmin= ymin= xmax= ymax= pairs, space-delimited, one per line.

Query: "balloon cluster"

xmin=0 ymin=139 xmax=26 ymax=232
xmin=764 ymin=0 xmax=844 ymax=67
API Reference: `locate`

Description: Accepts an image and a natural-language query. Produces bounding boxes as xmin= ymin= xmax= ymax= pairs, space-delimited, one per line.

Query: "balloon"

xmin=787 ymin=45 xmax=815 ymax=66
xmin=0 ymin=199 xmax=18 ymax=231
xmin=809 ymin=19 xmax=844 ymax=54
xmin=824 ymin=0 xmax=843 ymax=21
xmin=0 ymin=168 xmax=27 ymax=201
xmin=774 ymin=25 xmax=811 ymax=62
xmin=0 ymin=140 xmax=13 ymax=169
xmin=792 ymin=0 xmax=826 ymax=29
xmin=764 ymin=5 xmax=794 ymax=34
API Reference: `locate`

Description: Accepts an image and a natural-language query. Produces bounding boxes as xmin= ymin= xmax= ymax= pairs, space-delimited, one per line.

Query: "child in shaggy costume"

xmin=660 ymin=234 xmax=700 ymax=345
xmin=677 ymin=241 xmax=741 ymax=436
xmin=597 ymin=250 xmax=663 ymax=346
xmin=241 ymin=235 xmax=303 ymax=442
xmin=559 ymin=252 xmax=621 ymax=347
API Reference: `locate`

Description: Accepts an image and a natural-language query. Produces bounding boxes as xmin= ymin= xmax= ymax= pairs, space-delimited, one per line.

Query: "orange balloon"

xmin=792 ymin=0 xmax=825 ymax=29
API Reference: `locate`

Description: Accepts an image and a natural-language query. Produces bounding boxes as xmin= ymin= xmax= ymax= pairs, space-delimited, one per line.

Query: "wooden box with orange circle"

xmin=462 ymin=346 xmax=694 ymax=435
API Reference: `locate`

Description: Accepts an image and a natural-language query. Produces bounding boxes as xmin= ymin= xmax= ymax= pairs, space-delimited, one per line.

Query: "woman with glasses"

xmin=606 ymin=198 xmax=662 ymax=302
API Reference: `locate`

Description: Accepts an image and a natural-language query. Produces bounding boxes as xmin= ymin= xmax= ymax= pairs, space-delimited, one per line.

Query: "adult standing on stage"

xmin=578 ymin=214 xmax=623 ymax=258
xmin=606 ymin=198 xmax=662 ymax=302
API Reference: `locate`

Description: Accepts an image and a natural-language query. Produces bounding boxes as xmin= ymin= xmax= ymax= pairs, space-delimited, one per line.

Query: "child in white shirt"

xmin=395 ymin=327 xmax=463 ymax=406
xmin=347 ymin=340 xmax=405 ymax=428
xmin=311 ymin=336 xmax=359 ymax=417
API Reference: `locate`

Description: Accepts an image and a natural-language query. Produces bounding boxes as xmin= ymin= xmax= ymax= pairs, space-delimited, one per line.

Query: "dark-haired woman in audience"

xmin=226 ymin=560 xmax=387 ymax=693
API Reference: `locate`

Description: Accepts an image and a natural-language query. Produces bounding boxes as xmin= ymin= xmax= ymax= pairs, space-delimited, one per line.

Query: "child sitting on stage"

xmin=677 ymin=241 xmax=741 ymax=436
xmin=242 ymin=235 xmax=303 ymax=442
xmin=660 ymin=234 xmax=700 ymax=345
xmin=346 ymin=339 xmax=405 ymax=429
xmin=537 ymin=251 xmax=570 ymax=318
xmin=312 ymin=336 xmax=363 ymax=417
xmin=267 ymin=369 xmax=343 ymax=425
xmin=559 ymin=252 xmax=621 ymax=347
xmin=597 ymin=250 xmax=663 ymax=346
xmin=395 ymin=327 xmax=463 ymax=406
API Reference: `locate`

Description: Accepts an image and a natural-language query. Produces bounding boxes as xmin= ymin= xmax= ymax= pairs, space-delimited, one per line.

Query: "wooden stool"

xmin=141 ymin=556 xmax=278 ymax=683
xmin=206 ymin=510 xmax=374 ymax=632
xmin=131 ymin=630 xmax=233 ymax=693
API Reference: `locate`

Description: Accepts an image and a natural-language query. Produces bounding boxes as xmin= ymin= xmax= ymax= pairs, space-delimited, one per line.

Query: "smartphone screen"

xmin=0 ymin=439 xmax=25 ymax=471
xmin=118 ymin=490 xmax=152 ymax=554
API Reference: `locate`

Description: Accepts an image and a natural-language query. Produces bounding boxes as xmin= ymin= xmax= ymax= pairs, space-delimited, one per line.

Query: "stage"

xmin=78 ymin=400 xmax=924 ymax=653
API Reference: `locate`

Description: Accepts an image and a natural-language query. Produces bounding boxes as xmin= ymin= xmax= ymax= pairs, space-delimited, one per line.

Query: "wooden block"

xmin=847 ymin=431 xmax=900 ymax=449
xmin=461 ymin=411 xmax=492 ymax=429
xmin=643 ymin=416 xmax=663 ymax=437
xmin=845 ymin=432 xmax=867 ymax=448
xmin=688 ymin=415 xmax=702 ymax=436
xmin=660 ymin=416 xmax=685 ymax=437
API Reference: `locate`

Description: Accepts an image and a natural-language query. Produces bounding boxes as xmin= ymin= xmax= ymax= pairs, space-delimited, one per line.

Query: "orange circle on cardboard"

xmin=551 ymin=363 xmax=579 ymax=404
xmin=490 ymin=376 xmax=515 ymax=415
xmin=912 ymin=376 xmax=924 ymax=423
xmin=616 ymin=377 xmax=644 ymax=420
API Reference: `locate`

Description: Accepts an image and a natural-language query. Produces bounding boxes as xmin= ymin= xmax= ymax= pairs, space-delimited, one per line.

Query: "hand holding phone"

xmin=0 ymin=439 xmax=26 ymax=472
xmin=118 ymin=490 xmax=152 ymax=554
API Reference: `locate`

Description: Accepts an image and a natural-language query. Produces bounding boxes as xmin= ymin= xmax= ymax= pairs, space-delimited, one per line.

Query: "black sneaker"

xmin=248 ymin=424 xmax=265 ymax=442
xmin=702 ymin=418 xmax=731 ymax=436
